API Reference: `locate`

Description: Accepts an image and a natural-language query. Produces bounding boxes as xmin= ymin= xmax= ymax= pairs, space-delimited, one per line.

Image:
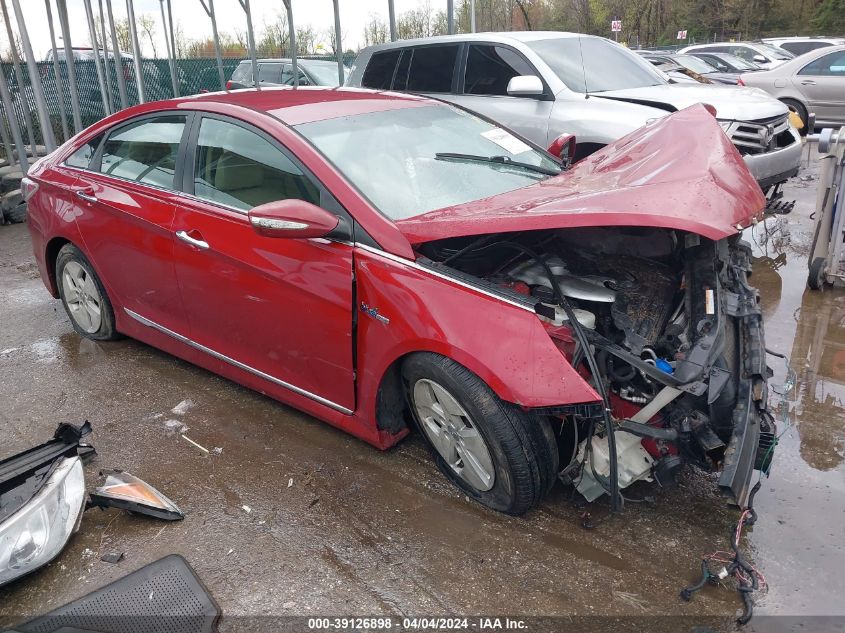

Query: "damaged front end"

xmin=417 ymin=226 xmax=774 ymax=508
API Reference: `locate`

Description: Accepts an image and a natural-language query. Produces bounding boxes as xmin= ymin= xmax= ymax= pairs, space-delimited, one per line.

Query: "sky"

xmin=6 ymin=0 xmax=435 ymax=60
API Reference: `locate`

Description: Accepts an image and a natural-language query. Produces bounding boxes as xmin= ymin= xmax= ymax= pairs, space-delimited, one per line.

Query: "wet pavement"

xmin=1 ymin=147 xmax=843 ymax=631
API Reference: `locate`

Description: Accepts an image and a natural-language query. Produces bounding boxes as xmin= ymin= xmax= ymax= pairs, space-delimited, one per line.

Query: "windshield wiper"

xmin=435 ymin=152 xmax=561 ymax=177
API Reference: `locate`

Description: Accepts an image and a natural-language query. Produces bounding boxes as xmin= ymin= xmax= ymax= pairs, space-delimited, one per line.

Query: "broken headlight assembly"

xmin=0 ymin=456 xmax=86 ymax=586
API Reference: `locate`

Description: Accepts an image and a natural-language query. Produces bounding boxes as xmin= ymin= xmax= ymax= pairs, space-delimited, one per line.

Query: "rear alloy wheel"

xmin=403 ymin=353 xmax=558 ymax=515
xmin=56 ymin=244 xmax=119 ymax=341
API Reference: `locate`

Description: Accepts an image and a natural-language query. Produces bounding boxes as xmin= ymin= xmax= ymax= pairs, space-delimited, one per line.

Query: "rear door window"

xmin=99 ymin=115 xmax=187 ymax=189
xmin=192 ymin=117 xmax=319 ymax=211
xmin=781 ymin=41 xmax=825 ymax=55
xmin=361 ymin=49 xmax=401 ymax=89
xmin=407 ymin=45 xmax=459 ymax=93
xmin=258 ymin=63 xmax=283 ymax=83
xmin=463 ymin=45 xmax=535 ymax=95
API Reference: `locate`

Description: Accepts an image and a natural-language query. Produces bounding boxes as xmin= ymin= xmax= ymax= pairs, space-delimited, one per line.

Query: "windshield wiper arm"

xmin=434 ymin=152 xmax=561 ymax=177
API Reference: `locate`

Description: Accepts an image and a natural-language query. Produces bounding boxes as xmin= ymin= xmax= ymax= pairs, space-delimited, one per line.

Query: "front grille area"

xmin=723 ymin=114 xmax=795 ymax=155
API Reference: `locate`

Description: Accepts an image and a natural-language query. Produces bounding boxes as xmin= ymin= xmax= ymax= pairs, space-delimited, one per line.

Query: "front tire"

xmin=56 ymin=244 xmax=119 ymax=341
xmin=403 ymin=353 xmax=558 ymax=515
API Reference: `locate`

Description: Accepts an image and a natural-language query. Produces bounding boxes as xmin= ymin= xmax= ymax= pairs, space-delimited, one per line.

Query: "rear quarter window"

xmin=361 ymin=50 xmax=401 ymax=89
xmin=231 ymin=63 xmax=252 ymax=83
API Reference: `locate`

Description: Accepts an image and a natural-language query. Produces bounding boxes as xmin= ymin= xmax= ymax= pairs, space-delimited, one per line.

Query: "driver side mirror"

xmin=248 ymin=199 xmax=339 ymax=239
xmin=507 ymin=75 xmax=544 ymax=97
xmin=753 ymin=54 xmax=767 ymax=63
xmin=547 ymin=133 xmax=577 ymax=170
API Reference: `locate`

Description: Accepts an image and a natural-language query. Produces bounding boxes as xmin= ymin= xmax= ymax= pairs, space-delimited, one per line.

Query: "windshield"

xmin=301 ymin=62 xmax=348 ymax=87
xmin=528 ymin=36 xmax=666 ymax=92
xmin=674 ymin=55 xmax=718 ymax=74
xmin=296 ymin=105 xmax=560 ymax=220
xmin=756 ymin=42 xmax=795 ymax=60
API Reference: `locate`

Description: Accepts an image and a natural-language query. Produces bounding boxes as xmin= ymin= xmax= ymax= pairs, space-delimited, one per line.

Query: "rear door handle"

xmin=176 ymin=230 xmax=210 ymax=250
xmin=800 ymin=79 xmax=816 ymax=85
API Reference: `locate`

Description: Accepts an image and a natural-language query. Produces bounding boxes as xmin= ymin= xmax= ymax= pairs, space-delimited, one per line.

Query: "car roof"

xmin=361 ymin=30 xmax=597 ymax=51
xmin=156 ymin=86 xmax=435 ymax=126
xmin=239 ymin=58 xmax=334 ymax=65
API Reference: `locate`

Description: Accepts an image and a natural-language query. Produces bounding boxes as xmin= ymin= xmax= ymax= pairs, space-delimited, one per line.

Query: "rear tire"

xmin=403 ymin=353 xmax=558 ymax=515
xmin=56 ymin=244 xmax=120 ymax=341
xmin=781 ymin=98 xmax=809 ymax=136
xmin=808 ymin=257 xmax=829 ymax=290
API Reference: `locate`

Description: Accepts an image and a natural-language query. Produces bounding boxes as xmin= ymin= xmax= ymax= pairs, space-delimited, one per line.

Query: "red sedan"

xmin=24 ymin=88 xmax=773 ymax=514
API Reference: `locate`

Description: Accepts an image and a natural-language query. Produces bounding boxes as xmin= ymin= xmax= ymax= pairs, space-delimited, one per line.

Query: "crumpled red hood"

xmin=395 ymin=104 xmax=766 ymax=245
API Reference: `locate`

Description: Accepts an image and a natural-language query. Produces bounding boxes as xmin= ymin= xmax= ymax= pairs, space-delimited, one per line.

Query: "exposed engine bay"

xmin=418 ymin=226 xmax=775 ymax=508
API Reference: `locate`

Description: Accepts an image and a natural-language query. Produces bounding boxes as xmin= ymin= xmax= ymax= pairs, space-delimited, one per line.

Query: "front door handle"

xmin=74 ymin=189 xmax=97 ymax=203
xmin=176 ymin=230 xmax=210 ymax=250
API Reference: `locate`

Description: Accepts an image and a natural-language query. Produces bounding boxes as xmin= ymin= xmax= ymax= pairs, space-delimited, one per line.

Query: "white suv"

xmin=678 ymin=42 xmax=795 ymax=69
xmin=763 ymin=37 xmax=845 ymax=57
xmin=348 ymin=32 xmax=802 ymax=194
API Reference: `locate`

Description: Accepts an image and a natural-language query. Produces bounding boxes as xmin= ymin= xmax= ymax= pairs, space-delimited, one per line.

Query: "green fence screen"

xmin=1 ymin=54 xmax=356 ymax=151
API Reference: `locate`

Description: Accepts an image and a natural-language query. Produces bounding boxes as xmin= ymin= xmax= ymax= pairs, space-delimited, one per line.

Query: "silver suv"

xmin=348 ymin=32 xmax=802 ymax=193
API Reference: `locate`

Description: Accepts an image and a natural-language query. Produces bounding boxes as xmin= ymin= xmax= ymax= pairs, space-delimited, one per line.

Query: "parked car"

xmin=23 ymin=88 xmax=773 ymax=513
xmin=739 ymin=45 xmax=845 ymax=129
xmin=227 ymin=58 xmax=348 ymax=89
xmin=348 ymin=32 xmax=802 ymax=193
xmin=635 ymin=52 xmax=708 ymax=83
xmin=687 ymin=51 xmax=764 ymax=74
xmin=763 ymin=37 xmax=845 ymax=57
xmin=638 ymin=51 xmax=745 ymax=84
xmin=679 ymin=42 xmax=795 ymax=69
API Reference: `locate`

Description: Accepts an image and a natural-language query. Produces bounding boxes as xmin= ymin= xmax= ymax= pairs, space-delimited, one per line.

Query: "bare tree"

xmin=137 ymin=14 xmax=158 ymax=58
xmin=0 ymin=30 xmax=22 ymax=63
xmin=363 ymin=14 xmax=389 ymax=46
xmin=173 ymin=20 xmax=189 ymax=58
xmin=295 ymin=26 xmax=316 ymax=55
xmin=325 ymin=26 xmax=345 ymax=56
xmin=397 ymin=1 xmax=437 ymax=39
xmin=257 ymin=10 xmax=289 ymax=57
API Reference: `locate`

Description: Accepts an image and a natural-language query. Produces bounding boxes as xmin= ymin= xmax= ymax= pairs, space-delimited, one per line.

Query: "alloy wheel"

xmin=61 ymin=261 xmax=102 ymax=334
xmin=412 ymin=378 xmax=495 ymax=491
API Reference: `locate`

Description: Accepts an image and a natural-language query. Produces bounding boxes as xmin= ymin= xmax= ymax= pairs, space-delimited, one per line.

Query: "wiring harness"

xmin=680 ymin=481 xmax=767 ymax=624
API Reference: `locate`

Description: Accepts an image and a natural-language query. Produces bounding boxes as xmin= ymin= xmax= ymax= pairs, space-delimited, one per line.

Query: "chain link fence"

xmin=1 ymin=54 xmax=356 ymax=153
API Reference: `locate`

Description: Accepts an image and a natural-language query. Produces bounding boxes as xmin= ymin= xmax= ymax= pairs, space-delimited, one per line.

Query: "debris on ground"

xmin=101 ymin=552 xmax=125 ymax=564
xmin=88 ymin=470 xmax=184 ymax=521
xmin=181 ymin=434 xmax=210 ymax=454
xmin=171 ymin=399 xmax=195 ymax=415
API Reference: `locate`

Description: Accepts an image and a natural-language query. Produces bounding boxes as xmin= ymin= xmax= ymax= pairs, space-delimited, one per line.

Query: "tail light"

xmin=702 ymin=103 xmax=717 ymax=117
xmin=737 ymin=76 xmax=745 ymax=86
xmin=21 ymin=177 xmax=39 ymax=202
xmin=225 ymin=80 xmax=232 ymax=90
